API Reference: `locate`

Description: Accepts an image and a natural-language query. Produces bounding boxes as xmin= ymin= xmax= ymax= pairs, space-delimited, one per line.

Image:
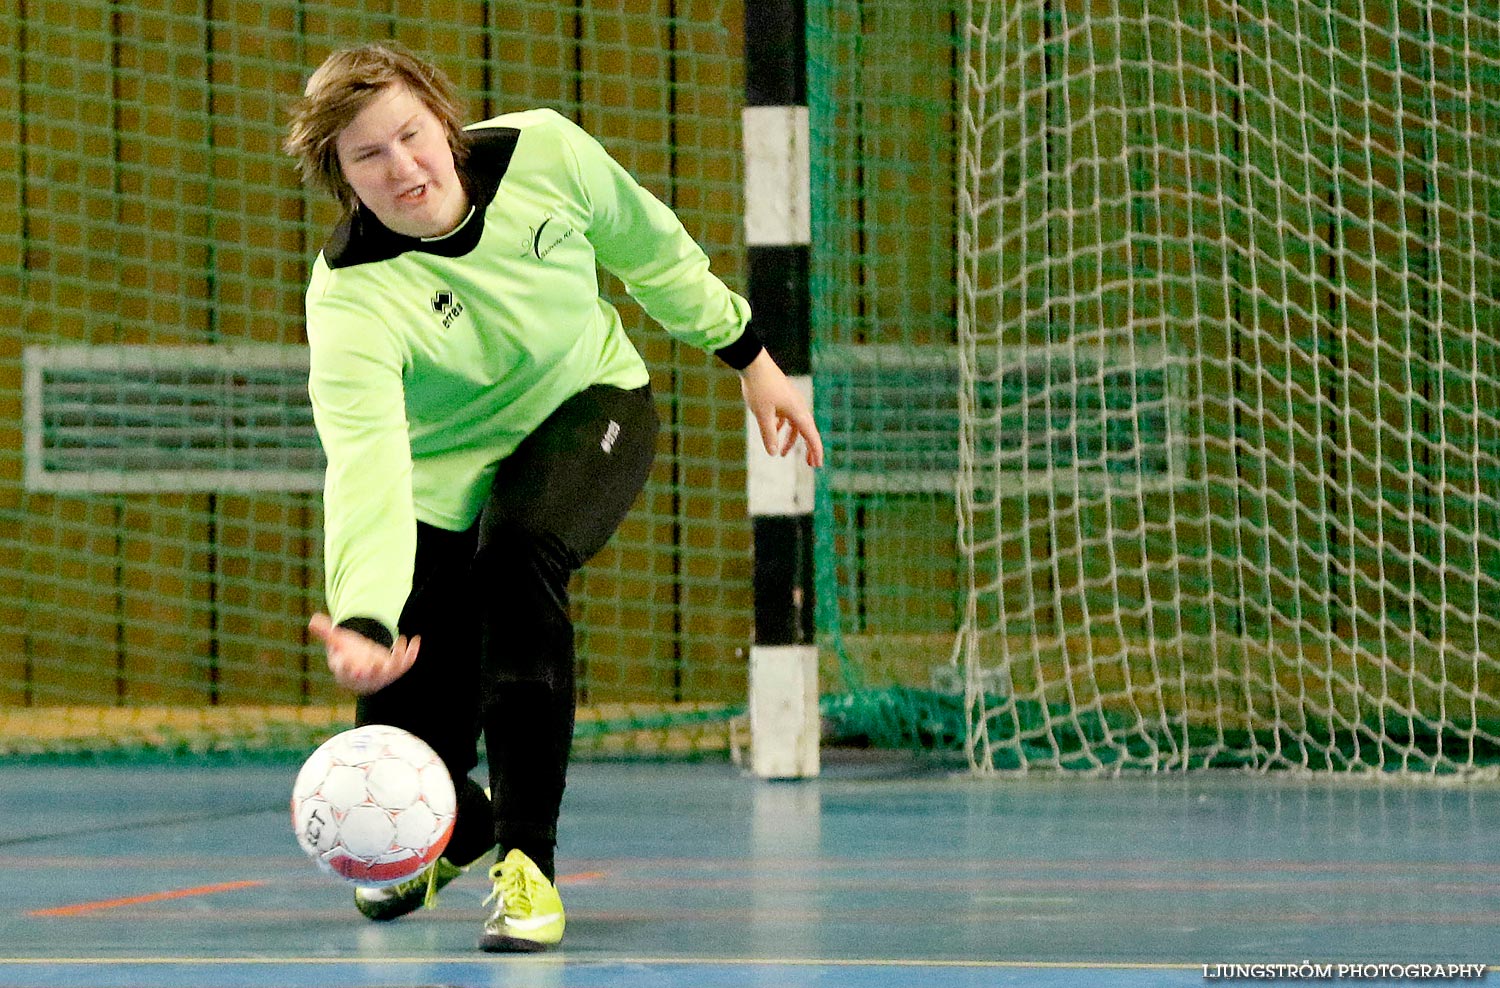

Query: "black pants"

xmin=357 ymin=383 xmax=659 ymax=877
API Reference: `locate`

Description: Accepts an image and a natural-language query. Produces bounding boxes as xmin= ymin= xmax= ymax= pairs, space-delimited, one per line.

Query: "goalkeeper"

xmin=284 ymin=41 xmax=822 ymax=952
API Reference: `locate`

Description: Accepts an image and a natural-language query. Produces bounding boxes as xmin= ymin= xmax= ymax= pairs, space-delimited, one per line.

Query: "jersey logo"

xmin=524 ymin=215 xmax=575 ymax=260
xmin=431 ymin=289 xmax=465 ymax=329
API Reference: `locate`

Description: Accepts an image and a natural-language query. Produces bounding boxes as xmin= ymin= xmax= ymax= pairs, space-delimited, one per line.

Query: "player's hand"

xmin=307 ymin=613 xmax=420 ymax=695
xmin=739 ymin=349 xmax=825 ymax=468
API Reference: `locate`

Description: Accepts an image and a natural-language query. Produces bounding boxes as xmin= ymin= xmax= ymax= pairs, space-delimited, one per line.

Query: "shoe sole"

xmin=356 ymin=908 xmax=404 ymax=923
xmin=357 ymin=903 xmax=430 ymax=923
xmin=478 ymin=933 xmax=557 ymax=953
xmin=354 ymin=872 xmax=463 ymax=923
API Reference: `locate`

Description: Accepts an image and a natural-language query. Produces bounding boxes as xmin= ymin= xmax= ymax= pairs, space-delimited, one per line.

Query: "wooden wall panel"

xmin=208 ymin=1 xmax=311 ymax=345
xmin=486 ymin=3 xmax=583 ymax=116
xmin=858 ymin=5 xmax=955 ymax=350
xmin=0 ymin=7 xmax=26 ymax=704
xmin=113 ymin=2 xmax=218 ymax=701
xmin=17 ymin=3 xmax=126 ymax=704
xmin=119 ymin=497 xmax=214 ymax=704
xmin=115 ymin=1 xmax=214 ymax=343
xmin=666 ymin=0 xmax=751 ymax=705
xmin=22 ymin=501 xmax=122 ymax=704
xmin=203 ymin=4 xmax=322 ymax=705
xmin=213 ymin=495 xmax=320 ymax=704
xmin=573 ymin=0 xmax=685 ymax=706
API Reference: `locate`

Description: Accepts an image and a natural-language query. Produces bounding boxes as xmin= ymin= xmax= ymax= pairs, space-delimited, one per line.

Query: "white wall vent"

xmin=23 ymin=344 xmax=322 ymax=493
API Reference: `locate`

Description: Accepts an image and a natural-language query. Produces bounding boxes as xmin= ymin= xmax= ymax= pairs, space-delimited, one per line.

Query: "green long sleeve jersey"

xmin=306 ymin=109 xmax=755 ymax=636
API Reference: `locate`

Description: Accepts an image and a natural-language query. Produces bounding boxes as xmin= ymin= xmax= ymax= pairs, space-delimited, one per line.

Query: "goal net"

xmin=957 ymin=0 xmax=1500 ymax=772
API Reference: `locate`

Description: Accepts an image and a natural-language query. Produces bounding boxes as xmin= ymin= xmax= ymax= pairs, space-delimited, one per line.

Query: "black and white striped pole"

xmin=744 ymin=1 xmax=818 ymax=779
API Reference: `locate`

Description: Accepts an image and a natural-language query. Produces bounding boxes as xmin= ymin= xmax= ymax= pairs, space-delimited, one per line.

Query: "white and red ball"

xmin=291 ymin=724 xmax=456 ymax=888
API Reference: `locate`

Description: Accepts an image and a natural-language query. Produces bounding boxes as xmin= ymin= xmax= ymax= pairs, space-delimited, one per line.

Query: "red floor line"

xmin=28 ymin=872 xmax=600 ymax=919
xmin=564 ymin=870 xmax=608 ymax=883
xmin=27 ymin=879 xmax=268 ymax=917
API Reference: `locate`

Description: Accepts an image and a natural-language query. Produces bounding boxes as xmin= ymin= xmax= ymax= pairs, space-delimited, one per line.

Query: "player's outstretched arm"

xmin=308 ymin=613 xmax=421 ymax=694
xmin=739 ymin=349 xmax=825 ymax=468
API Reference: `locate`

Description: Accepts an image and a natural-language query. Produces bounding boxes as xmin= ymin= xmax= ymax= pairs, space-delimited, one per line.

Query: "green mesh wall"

xmin=808 ymin=2 xmax=968 ymax=752
xmin=0 ymin=1 xmax=748 ymax=758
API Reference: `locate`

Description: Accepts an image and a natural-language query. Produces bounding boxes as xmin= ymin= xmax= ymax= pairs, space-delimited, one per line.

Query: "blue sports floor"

xmin=0 ymin=755 xmax=1495 ymax=987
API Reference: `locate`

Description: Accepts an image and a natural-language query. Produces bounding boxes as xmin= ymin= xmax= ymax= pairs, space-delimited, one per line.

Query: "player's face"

xmin=336 ymin=83 xmax=467 ymax=239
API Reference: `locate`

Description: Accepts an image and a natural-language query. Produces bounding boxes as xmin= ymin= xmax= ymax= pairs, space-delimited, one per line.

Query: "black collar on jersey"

xmin=322 ymin=126 xmax=521 ymax=270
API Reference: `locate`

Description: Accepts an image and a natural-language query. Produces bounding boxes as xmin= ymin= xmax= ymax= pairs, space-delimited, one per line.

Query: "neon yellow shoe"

xmin=478 ymin=849 xmax=566 ymax=952
xmin=354 ymin=856 xmax=465 ymax=922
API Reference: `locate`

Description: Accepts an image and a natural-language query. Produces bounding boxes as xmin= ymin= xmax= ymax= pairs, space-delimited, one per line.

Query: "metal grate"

xmin=817 ymin=342 xmax=1183 ymax=495
xmin=23 ymin=344 xmax=322 ymax=493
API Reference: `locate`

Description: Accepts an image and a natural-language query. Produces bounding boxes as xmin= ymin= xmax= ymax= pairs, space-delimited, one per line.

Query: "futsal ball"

xmin=290 ymin=724 xmax=456 ymax=888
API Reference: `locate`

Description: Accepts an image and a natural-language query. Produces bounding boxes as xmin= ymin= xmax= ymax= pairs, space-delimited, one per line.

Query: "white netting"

xmin=958 ymin=0 xmax=1500 ymax=772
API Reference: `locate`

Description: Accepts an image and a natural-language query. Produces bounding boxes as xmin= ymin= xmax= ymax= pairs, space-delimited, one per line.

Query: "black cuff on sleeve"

xmin=337 ymin=616 xmax=395 ymax=649
xmin=714 ymin=325 xmax=765 ymax=370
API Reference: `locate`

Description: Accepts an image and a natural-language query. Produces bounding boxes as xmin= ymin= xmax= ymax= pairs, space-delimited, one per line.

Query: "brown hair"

xmin=284 ymin=41 xmax=469 ymax=210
